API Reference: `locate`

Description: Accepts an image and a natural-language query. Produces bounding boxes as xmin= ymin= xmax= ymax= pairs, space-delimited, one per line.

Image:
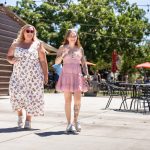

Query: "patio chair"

xmin=105 ymin=83 xmax=128 ymax=109
xmin=132 ymin=85 xmax=150 ymax=113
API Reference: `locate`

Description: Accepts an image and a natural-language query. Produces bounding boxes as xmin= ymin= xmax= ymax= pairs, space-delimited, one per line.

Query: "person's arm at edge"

xmin=7 ymin=43 xmax=17 ymax=64
xmin=55 ymin=45 xmax=65 ymax=64
xmin=81 ymin=47 xmax=89 ymax=76
xmin=39 ymin=42 xmax=48 ymax=84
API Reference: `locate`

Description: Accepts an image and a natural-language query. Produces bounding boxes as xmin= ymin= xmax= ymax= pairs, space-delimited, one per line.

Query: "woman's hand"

xmin=84 ymin=75 xmax=91 ymax=80
xmin=44 ymin=75 xmax=48 ymax=85
xmin=55 ymin=47 xmax=69 ymax=64
xmin=62 ymin=48 xmax=69 ymax=58
xmin=7 ymin=56 xmax=18 ymax=64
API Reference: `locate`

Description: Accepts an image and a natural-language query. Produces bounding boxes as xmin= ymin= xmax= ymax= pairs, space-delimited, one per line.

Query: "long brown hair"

xmin=62 ymin=29 xmax=81 ymax=48
xmin=13 ymin=24 xmax=37 ymax=44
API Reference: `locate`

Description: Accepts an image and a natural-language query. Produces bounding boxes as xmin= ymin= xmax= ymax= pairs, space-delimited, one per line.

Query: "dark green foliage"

xmin=10 ymin=0 xmax=150 ymax=76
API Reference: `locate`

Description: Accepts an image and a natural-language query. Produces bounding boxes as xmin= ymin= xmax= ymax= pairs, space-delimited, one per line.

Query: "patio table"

xmin=119 ymin=83 xmax=150 ymax=112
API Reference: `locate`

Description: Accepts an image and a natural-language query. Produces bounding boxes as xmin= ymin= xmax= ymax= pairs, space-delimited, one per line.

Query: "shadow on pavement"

xmin=113 ymin=109 xmax=150 ymax=114
xmin=0 ymin=127 xmax=39 ymax=133
xmin=36 ymin=131 xmax=78 ymax=137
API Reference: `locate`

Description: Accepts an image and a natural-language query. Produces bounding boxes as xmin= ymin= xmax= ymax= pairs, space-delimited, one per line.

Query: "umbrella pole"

xmin=143 ymin=68 xmax=146 ymax=83
xmin=114 ymin=72 xmax=115 ymax=82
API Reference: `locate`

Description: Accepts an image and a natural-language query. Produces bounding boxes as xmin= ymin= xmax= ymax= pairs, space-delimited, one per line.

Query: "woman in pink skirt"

xmin=55 ymin=29 xmax=89 ymax=133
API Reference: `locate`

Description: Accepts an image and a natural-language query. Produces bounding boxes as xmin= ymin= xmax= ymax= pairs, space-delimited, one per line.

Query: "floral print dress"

xmin=9 ymin=41 xmax=44 ymax=116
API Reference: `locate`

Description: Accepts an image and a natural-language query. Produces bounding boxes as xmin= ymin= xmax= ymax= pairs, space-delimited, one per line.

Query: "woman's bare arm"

xmin=38 ymin=43 xmax=48 ymax=84
xmin=55 ymin=45 xmax=68 ymax=64
xmin=7 ymin=43 xmax=17 ymax=64
xmin=81 ymin=48 xmax=89 ymax=76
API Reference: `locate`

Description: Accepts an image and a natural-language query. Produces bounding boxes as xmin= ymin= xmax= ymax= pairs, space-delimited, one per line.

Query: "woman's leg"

xmin=24 ymin=114 xmax=32 ymax=129
xmin=64 ymin=92 xmax=72 ymax=124
xmin=73 ymin=91 xmax=81 ymax=123
xmin=17 ymin=109 xmax=23 ymax=116
xmin=73 ymin=91 xmax=82 ymax=132
xmin=17 ymin=109 xmax=24 ymax=128
xmin=26 ymin=115 xmax=31 ymax=122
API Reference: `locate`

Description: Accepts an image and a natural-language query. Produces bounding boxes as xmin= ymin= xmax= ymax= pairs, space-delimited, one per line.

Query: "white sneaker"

xmin=24 ymin=121 xmax=31 ymax=129
xmin=66 ymin=124 xmax=72 ymax=132
xmin=71 ymin=124 xmax=77 ymax=133
xmin=66 ymin=124 xmax=77 ymax=133
xmin=18 ymin=116 xmax=24 ymax=128
xmin=75 ymin=122 xmax=81 ymax=132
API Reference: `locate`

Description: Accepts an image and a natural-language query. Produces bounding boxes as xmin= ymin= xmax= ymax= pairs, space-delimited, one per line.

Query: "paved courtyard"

xmin=0 ymin=93 xmax=150 ymax=150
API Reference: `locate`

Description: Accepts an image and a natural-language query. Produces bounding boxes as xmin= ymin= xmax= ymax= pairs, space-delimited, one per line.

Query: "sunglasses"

xmin=25 ymin=29 xmax=34 ymax=33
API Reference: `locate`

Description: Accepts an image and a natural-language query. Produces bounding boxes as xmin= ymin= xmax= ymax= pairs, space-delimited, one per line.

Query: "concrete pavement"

xmin=0 ymin=93 xmax=150 ymax=150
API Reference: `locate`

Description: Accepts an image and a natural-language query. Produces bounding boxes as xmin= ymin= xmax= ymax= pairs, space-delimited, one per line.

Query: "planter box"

xmin=84 ymin=91 xmax=97 ymax=97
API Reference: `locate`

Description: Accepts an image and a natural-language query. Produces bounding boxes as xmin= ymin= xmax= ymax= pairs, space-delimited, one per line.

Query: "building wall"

xmin=0 ymin=5 xmax=58 ymax=96
xmin=0 ymin=6 xmax=22 ymax=95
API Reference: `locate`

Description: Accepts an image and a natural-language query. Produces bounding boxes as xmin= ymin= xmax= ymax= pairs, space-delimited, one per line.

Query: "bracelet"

xmin=84 ymin=75 xmax=90 ymax=78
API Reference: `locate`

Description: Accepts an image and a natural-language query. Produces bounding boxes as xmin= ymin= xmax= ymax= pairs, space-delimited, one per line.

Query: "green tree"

xmin=10 ymin=0 xmax=150 ymax=76
xmin=75 ymin=0 xmax=149 ymax=66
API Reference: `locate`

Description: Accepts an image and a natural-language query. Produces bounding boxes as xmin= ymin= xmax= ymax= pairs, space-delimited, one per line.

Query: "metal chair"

xmin=105 ymin=83 xmax=128 ymax=109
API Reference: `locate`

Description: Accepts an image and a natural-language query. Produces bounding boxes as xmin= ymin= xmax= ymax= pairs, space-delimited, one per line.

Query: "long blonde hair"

xmin=62 ymin=29 xmax=81 ymax=48
xmin=14 ymin=24 xmax=37 ymax=44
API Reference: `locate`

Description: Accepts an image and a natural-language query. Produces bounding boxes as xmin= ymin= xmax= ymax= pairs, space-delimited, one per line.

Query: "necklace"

xmin=70 ymin=49 xmax=76 ymax=58
xmin=67 ymin=45 xmax=76 ymax=58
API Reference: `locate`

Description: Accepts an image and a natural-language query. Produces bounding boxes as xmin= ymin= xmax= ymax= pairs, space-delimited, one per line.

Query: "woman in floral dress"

xmin=7 ymin=24 xmax=48 ymax=129
xmin=55 ymin=29 xmax=89 ymax=133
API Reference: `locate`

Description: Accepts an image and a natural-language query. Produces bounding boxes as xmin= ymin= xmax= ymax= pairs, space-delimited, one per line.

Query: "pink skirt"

xmin=56 ymin=63 xmax=88 ymax=92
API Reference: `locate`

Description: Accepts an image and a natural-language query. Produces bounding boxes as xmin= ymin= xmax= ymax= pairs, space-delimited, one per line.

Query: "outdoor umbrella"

xmin=135 ymin=62 xmax=150 ymax=68
xmin=111 ymin=50 xmax=118 ymax=73
xmin=135 ymin=62 xmax=150 ymax=81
